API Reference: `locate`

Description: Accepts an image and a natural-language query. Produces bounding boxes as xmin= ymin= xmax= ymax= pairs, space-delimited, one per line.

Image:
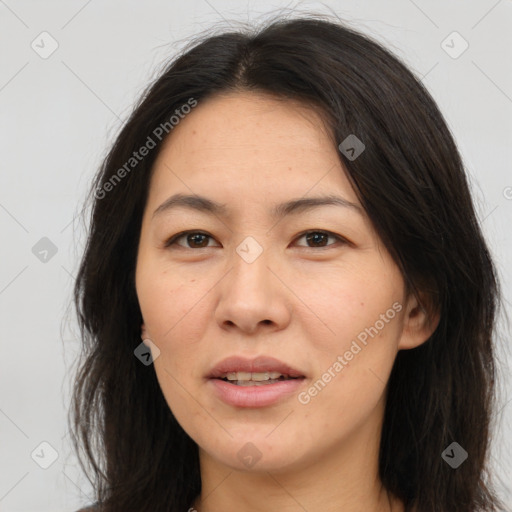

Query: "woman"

xmin=70 ymin=13 xmax=508 ymax=512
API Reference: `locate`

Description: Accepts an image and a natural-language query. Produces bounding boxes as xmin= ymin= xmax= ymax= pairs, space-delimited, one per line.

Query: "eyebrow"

xmin=152 ymin=193 xmax=363 ymax=220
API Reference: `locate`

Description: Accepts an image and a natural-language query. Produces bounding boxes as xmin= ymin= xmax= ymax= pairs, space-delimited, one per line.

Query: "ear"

xmin=398 ymin=290 xmax=440 ymax=350
xmin=141 ymin=323 xmax=149 ymax=341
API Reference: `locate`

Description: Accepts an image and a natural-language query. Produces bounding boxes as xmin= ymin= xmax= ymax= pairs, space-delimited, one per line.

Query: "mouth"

xmin=207 ymin=355 xmax=306 ymax=407
xmin=208 ymin=355 xmax=305 ymax=381
xmin=217 ymin=371 xmax=303 ymax=386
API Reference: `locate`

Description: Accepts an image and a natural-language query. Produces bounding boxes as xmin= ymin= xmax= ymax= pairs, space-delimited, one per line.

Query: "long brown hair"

xmin=69 ymin=13 xmax=509 ymax=512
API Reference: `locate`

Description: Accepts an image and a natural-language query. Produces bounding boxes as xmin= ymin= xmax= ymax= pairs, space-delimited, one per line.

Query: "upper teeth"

xmin=225 ymin=371 xmax=285 ymax=381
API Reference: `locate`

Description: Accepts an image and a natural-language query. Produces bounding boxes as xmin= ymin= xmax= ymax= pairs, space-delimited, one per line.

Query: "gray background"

xmin=0 ymin=1 xmax=511 ymax=510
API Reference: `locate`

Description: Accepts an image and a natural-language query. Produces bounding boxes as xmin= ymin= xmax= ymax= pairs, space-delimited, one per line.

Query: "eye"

xmin=294 ymin=230 xmax=346 ymax=249
xmin=164 ymin=231 xmax=218 ymax=249
xmin=164 ymin=230 xmax=347 ymax=250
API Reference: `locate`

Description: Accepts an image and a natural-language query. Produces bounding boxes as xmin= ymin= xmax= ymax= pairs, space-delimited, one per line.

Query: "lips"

xmin=208 ymin=355 xmax=305 ymax=380
xmin=207 ymin=355 xmax=306 ymax=407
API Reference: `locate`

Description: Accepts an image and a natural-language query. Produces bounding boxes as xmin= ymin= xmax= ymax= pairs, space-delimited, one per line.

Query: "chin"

xmin=202 ymin=436 xmax=307 ymax=474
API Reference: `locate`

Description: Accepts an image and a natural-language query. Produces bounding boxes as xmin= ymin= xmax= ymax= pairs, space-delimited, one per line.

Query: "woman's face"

xmin=135 ymin=91 xmax=431 ymax=474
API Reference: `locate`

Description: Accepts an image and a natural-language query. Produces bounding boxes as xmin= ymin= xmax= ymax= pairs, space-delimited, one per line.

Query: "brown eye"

xmin=295 ymin=230 xmax=345 ymax=249
xmin=164 ymin=231 xmax=217 ymax=249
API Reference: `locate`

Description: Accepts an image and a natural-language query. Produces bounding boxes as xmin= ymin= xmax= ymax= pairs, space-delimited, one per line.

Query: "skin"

xmin=135 ymin=91 xmax=438 ymax=512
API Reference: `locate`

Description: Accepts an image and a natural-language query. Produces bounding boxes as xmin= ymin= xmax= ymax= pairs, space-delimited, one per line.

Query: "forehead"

xmin=148 ymin=91 xmax=360 ymax=210
xmin=167 ymin=90 xmax=333 ymax=146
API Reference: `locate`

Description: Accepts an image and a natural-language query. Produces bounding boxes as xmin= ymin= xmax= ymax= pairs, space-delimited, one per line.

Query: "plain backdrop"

xmin=0 ymin=1 xmax=511 ymax=511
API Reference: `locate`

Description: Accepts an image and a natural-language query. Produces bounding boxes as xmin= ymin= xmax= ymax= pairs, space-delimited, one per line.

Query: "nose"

xmin=214 ymin=244 xmax=292 ymax=335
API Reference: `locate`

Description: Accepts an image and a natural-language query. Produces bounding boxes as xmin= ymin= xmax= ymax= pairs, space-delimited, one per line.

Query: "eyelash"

xmin=163 ymin=230 xmax=348 ymax=250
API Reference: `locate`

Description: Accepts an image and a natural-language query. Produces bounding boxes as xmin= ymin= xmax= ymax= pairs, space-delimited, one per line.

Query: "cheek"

xmin=137 ymin=276 xmax=215 ymax=411
xmin=296 ymin=264 xmax=401 ymax=349
xmin=297 ymin=311 xmax=401 ymax=439
xmin=296 ymin=267 xmax=404 ymax=405
xmin=137 ymin=262 xmax=204 ymax=342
